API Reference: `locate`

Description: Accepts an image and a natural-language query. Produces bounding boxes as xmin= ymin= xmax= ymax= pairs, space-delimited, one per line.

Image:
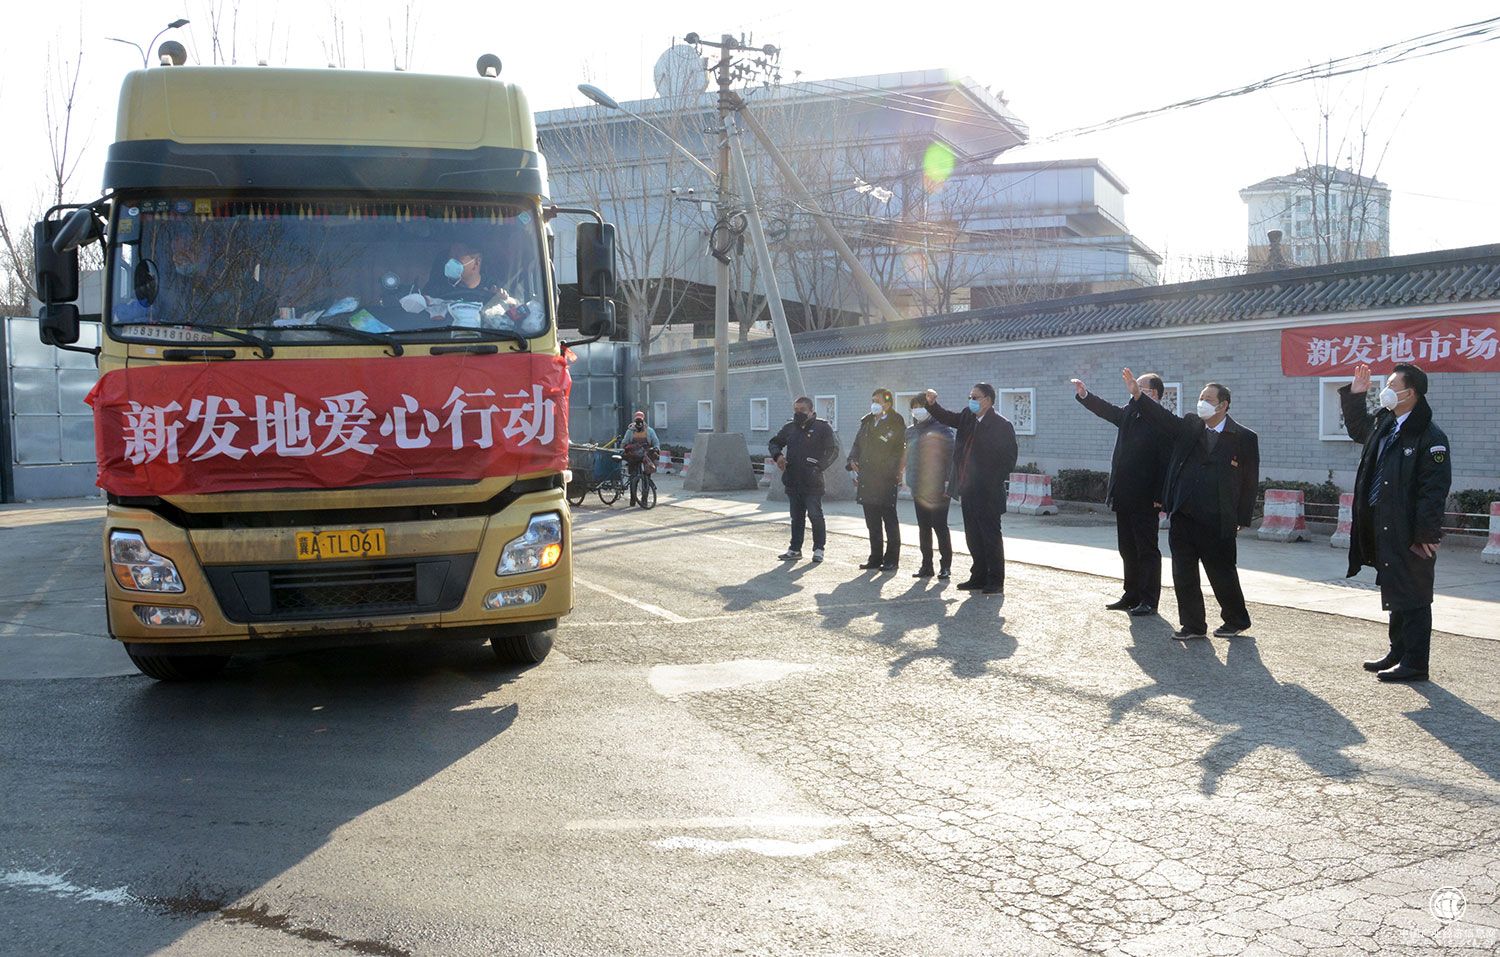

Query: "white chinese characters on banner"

xmin=1303 ymin=327 xmax=1498 ymax=369
xmin=120 ymin=388 xmax=557 ymax=466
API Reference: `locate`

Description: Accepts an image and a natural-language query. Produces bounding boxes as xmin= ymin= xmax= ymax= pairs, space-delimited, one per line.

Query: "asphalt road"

xmin=2 ymin=500 xmax=1497 ymax=956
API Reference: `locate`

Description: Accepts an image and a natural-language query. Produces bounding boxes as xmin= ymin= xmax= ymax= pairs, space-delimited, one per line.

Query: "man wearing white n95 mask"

xmin=1126 ymin=370 xmax=1259 ymax=640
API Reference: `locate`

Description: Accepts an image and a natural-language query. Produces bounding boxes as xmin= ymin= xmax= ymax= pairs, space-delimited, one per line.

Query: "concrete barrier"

xmin=1016 ymin=473 xmax=1059 ymax=516
xmin=1330 ymin=493 xmax=1354 ymax=549
xmin=1258 ymin=489 xmax=1311 ymax=542
xmin=1483 ymin=502 xmax=1500 ymax=565
xmin=1006 ymin=473 xmax=1027 ymax=511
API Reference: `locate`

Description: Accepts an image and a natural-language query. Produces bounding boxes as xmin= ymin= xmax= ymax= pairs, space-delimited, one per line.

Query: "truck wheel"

xmin=127 ymin=651 xmax=230 ymax=681
xmin=490 ymin=629 xmax=553 ymax=665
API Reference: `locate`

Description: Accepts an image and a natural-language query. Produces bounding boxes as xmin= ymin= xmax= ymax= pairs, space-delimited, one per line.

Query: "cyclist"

xmin=619 ymin=411 xmax=660 ymax=506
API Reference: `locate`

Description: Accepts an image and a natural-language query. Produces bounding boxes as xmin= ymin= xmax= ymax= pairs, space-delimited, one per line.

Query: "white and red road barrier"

xmin=1258 ymin=489 xmax=1311 ymax=543
xmin=1017 ymin=473 xmax=1059 ymax=516
xmin=1006 ymin=473 xmax=1027 ymax=511
xmin=1330 ymin=493 xmax=1354 ymax=549
xmin=1483 ymin=501 xmax=1500 ymax=565
xmin=1158 ymin=511 xmax=1171 ymax=530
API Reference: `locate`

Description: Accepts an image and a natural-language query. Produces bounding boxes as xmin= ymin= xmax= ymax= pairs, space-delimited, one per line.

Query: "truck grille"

xmin=204 ymin=555 xmax=476 ymax=623
xmin=270 ymin=565 xmax=418 ymax=614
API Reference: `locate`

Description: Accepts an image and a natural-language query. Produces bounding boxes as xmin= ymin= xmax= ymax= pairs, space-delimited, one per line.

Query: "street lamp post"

xmin=107 ymin=18 xmax=189 ymax=69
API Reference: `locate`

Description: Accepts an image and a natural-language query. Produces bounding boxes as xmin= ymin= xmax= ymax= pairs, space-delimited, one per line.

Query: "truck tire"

xmin=490 ymin=629 xmax=553 ymax=665
xmin=128 ymin=651 xmax=230 ymax=681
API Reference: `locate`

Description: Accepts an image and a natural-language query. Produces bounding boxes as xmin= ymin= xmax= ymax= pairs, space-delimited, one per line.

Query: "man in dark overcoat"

xmin=1072 ymin=372 xmax=1173 ymax=617
xmin=1340 ymin=361 xmax=1452 ymax=682
xmin=768 ymin=396 xmax=841 ymax=564
xmin=848 ymin=388 xmax=907 ymax=570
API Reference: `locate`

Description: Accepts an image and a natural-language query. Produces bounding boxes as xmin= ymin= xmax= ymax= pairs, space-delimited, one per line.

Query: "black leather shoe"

xmin=938 ymin=566 xmax=951 ymax=580
xmin=858 ymin=560 xmax=882 ymax=570
xmin=982 ymin=585 xmax=1003 ymax=596
xmin=1213 ymin=623 xmax=1250 ymax=637
xmin=1173 ymin=626 xmax=1207 ymax=640
xmin=1377 ymin=663 xmax=1429 ymax=682
xmin=881 ymin=562 xmax=899 ymax=571
xmin=1129 ymin=604 xmax=1156 ymax=617
xmin=1362 ymin=653 xmax=1400 ymax=673
xmin=956 ymin=579 xmax=981 ymax=591
xmin=1106 ymin=598 xmax=1135 ymax=610
xmin=913 ymin=567 xmax=935 ymax=578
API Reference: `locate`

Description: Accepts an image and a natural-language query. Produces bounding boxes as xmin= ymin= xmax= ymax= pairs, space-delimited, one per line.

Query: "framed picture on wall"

xmin=998 ymin=388 xmax=1035 ymax=435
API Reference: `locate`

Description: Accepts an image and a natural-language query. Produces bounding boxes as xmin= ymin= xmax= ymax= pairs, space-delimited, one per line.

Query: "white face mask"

xmin=1378 ymin=386 xmax=1403 ymax=411
xmin=1196 ymin=399 xmax=1218 ymax=419
xmin=911 ymin=407 xmax=930 ymax=424
xmin=870 ymin=402 xmax=884 ymax=416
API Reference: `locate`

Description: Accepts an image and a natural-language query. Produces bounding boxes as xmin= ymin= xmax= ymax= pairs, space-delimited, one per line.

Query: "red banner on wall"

xmin=86 ymin=352 xmax=570 ymax=496
xmin=1281 ymin=314 xmax=1500 ymax=376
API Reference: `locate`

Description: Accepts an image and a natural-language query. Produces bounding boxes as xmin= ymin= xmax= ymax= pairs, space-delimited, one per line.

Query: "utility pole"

xmin=712 ymin=37 xmax=733 ymax=434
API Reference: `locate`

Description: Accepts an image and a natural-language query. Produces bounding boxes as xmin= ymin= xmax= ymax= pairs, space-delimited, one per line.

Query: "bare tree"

xmin=388 ymin=3 xmax=419 ymax=71
xmin=546 ymin=94 xmax=711 ymax=356
xmin=1281 ymin=84 xmax=1399 ymax=266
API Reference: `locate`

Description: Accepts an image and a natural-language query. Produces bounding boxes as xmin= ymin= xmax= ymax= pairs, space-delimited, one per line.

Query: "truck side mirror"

xmin=39 ymin=303 xmax=81 ymax=347
xmin=52 ymin=207 xmax=102 ymax=254
xmin=575 ymin=222 xmax=616 ymax=299
xmin=578 ymin=298 xmax=615 ymax=339
xmin=32 ymin=219 xmax=80 ymax=304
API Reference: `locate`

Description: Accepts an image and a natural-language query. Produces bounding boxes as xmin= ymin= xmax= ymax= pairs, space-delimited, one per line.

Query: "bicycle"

xmin=622 ymin=446 xmax=659 ymax=510
xmin=566 ymin=447 xmax=628 ymax=507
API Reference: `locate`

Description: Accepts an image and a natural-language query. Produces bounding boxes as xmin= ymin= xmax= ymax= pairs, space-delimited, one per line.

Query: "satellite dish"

xmin=654 ymin=44 xmax=709 ymax=98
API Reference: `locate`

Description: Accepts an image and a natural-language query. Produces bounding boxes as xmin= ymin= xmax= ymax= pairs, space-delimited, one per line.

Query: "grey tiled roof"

xmin=639 ymin=244 xmax=1500 ymax=375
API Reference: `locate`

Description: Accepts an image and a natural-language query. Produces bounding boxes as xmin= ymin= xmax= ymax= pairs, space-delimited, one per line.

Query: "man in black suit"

xmin=921 ymin=384 xmax=1019 ymax=596
xmin=1123 ymin=368 xmax=1259 ymax=639
xmin=1071 ymin=373 xmax=1172 ymax=617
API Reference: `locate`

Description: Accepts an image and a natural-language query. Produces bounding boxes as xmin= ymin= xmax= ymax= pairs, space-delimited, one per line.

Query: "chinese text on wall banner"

xmin=86 ymin=352 xmax=570 ymax=496
xmin=1281 ymin=314 xmax=1500 ymax=376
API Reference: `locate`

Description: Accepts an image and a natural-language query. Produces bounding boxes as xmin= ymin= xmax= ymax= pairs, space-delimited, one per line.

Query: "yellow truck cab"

xmin=33 ymin=51 xmax=617 ymax=680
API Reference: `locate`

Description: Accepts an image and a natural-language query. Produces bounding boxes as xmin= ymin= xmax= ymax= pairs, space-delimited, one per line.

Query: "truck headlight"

xmin=110 ymin=530 xmax=185 ymax=593
xmin=498 ymin=512 xmax=563 ymax=576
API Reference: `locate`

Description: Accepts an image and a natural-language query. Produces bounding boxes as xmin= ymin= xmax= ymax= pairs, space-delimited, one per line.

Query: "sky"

xmin=4 ymin=0 xmax=1498 ymax=276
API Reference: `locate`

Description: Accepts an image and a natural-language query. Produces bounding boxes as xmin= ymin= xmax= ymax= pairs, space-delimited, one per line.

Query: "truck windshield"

xmin=108 ymin=198 xmax=548 ymax=345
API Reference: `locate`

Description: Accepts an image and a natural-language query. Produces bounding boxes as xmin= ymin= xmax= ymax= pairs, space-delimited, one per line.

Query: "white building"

xmin=1239 ymin=166 xmax=1391 ymax=269
xmin=539 ymin=55 xmax=1160 ymax=352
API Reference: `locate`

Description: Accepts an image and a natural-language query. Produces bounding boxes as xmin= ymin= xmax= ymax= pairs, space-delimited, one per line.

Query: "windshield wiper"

xmin=389 ymin=326 xmax=530 ymax=352
xmin=238 ymin=324 xmax=404 ymax=357
xmin=123 ymin=321 xmax=275 ymax=358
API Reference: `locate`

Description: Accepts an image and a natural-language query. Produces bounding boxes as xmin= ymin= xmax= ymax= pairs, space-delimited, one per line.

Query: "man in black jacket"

xmin=768 ymin=396 xmax=841 ymax=563
xmin=1340 ymin=361 xmax=1451 ymax=682
xmin=1072 ymin=373 xmax=1172 ymax=617
xmin=848 ymin=388 xmax=907 ymax=571
xmin=1124 ymin=368 xmax=1259 ymax=639
xmin=921 ymin=384 xmax=1019 ymax=596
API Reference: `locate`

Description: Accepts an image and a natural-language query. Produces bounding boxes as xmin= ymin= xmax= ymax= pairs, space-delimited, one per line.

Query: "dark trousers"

xmin=1116 ymin=507 xmax=1162 ymax=607
xmin=915 ymin=499 xmax=953 ymax=570
xmin=862 ymin=504 xmax=900 ymax=563
xmin=627 ymin=461 xmax=643 ymax=503
xmin=1168 ymin=512 xmax=1250 ymax=632
xmin=1387 ymin=605 xmax=1432 ymax=669
xmin=960 ymin=494 xmax=1005 ymax=589
xmin=787 ymin=492 xmax=826 ymax=552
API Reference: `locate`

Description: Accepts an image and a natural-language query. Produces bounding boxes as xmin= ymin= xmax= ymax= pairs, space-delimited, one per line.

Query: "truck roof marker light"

xmin=476 ymin=54 xmax=502 ymax=78
xmin=158 ymin=40 xmax=188 ymax=67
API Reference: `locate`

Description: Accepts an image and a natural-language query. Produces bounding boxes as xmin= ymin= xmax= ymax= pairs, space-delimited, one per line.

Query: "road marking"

xmin=651 ymin=836 xmax=846 ymax=857
xmin=0 ymin=870 xmax=134 ymax=906
xmin=572 ymin=576 xmax=691 ymax=623
xmin=565 ymin=814 xmax=841 ymax=831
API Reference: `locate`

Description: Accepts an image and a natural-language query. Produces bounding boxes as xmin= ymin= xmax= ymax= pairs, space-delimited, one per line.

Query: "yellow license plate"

xmin=295 ymin=528 xmax=387 ymax=561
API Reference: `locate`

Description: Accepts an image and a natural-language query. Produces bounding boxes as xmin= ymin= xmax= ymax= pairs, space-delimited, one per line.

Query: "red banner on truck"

xmin=86 ymin=352 xmax=570 ymax=496
xmin=1281 ymin=314 xmax=1500 ymax=376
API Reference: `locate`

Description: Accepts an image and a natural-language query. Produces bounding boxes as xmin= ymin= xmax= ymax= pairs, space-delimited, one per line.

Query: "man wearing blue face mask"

xmin=921 ymin=383 xmax=1019 ymax=596
xmin=1126 ymin=368 xmax=1259 ymax=640
xmin=423 ymin=241 xmax=499 ymax=301
xmin=1340 ymin=361 xmax=1451 ymax=682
